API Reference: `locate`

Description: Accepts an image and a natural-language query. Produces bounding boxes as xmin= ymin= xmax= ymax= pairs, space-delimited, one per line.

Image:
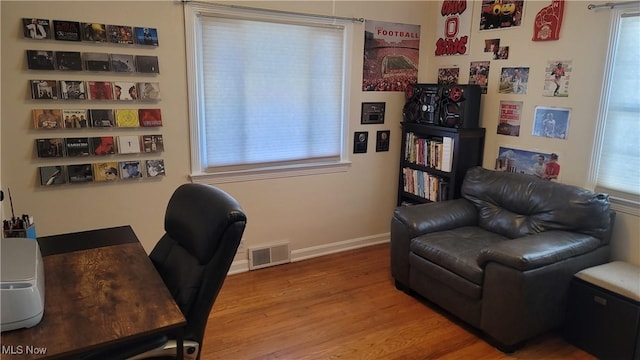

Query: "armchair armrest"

xmin=477 ymin=231 xmax=602 ymax=271
xmin=392 ymin=198 xmax=478 ymax=238
xmin=391 ymin=199 xmax=478 ymax=287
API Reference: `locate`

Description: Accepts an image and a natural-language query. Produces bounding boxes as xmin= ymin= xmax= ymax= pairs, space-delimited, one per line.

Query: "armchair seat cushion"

xmin=411 ymin=226 xmax=508 ymax=286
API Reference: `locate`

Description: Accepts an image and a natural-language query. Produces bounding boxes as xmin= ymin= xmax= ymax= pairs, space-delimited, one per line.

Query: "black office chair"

xmin=84 ymin=183 xmax=246 ymax=360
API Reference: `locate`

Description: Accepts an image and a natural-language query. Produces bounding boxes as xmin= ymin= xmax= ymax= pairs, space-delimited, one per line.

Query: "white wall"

xmin=2 ymin=1 xmax=638 ymax=266
xmin=0 ymin=1 xmax=425 ymax=259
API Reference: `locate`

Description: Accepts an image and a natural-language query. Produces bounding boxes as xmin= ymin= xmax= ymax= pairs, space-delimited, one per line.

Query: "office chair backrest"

xmin=149 ymin=183 xmax=246 ymax=352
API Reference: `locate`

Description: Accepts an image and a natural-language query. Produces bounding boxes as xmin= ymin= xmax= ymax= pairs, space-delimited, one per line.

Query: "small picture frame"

xmin=376 ymin=130 xmax=390 ymax=152
xmin=361 ymin=102 xmax=385 ymax=124
xmin=353 ymin=131 xmax=368 ymax=153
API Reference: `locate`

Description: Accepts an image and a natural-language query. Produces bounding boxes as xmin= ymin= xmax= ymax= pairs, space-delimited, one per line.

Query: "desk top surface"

xmin=1 ymin=226 xmax=186 ymax=359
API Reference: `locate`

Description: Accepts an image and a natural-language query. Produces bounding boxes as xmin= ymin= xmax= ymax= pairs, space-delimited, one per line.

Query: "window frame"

xmin=183 ymin=3 xmax=353 ymax=184
xmin=589 ymin=4 xmax=640 ymax=216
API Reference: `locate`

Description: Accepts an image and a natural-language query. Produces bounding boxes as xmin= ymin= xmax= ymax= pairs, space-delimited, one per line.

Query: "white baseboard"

xmin=228 ymin=259 xmax=249 ymax=275
xmin=227 ymin=233 xmax=390 ymax=275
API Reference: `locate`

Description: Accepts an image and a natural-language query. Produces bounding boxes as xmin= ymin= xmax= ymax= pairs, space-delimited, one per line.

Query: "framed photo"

xmin=532 ymin=106 xmax=571 ymax=139
xmin=361 ymin=102 xmax=385 ymax=124
xmin=353 ymin=131 xmax=368 ymax=153
xmin=479 ymin=0 xmax=525 ymax=31
xmin=376 ymin=130 xmax=390 ymax=152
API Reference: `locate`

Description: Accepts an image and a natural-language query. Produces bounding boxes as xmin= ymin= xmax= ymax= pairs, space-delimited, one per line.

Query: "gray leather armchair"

xmin=390 ymin=167 xmax=615 ymax=351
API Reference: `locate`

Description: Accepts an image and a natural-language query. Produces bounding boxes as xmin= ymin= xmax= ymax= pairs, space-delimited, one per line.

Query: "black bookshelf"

xmin=398 ymin=122 xmax=485 ymax=205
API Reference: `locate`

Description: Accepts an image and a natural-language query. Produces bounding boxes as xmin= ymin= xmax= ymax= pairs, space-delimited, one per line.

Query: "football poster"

xmin=362 ymin=20 xmax=420 ymax=92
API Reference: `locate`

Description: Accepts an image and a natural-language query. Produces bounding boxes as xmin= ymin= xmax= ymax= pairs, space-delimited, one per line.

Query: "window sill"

xmin=190 ymin=161 xmax=352 ymax=184
xmin=609 ymin=196 xmax=640 ymax=217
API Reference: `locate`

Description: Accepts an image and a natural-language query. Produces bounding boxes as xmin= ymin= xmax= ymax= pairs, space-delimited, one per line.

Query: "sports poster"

xmin=362 ymin=20 xmax=420 ymax=92
xmin=543 ymin=60 xmax=572 ymax=97
xmin=479 ymin=0 xmax=525 ymax=30
xmin=497 ymin=100 xmax=522 ymax=136
xmin=469 ymin=61 xmax=490 ymax=94
xmin=435 ymin=0 xmax=473 ymax=56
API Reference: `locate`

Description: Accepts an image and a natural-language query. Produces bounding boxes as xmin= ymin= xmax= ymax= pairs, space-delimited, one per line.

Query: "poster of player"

xmin=532 ymin=106 xmax=571 ymax=139
xmin=543 ymin=60 xmax=572 ymax=97
xmin=469 ymin=61 xmax=490 ymax=94
xmin=499 ymin=67 xmax=529 ymax=94
xmin=497 ymin=100 xmax=523 ymax=136
xmin=438 ymin=67 xmax=459 ymax=85
xmin=363 ymin=20 xmax=420 ymax=92
xmin=435 ymin=0 xmax=473 ymax=56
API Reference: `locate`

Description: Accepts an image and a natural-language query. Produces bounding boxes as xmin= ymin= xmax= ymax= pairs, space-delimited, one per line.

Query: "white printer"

xmin=1 ymin=237 xmax=45 ymax=332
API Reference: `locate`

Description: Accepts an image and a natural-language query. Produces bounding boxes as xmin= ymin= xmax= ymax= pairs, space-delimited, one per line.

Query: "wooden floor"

xmin=201 ymin=243 xmax=594 ymax=360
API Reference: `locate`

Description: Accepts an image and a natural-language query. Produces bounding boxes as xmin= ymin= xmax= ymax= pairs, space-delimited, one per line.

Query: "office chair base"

xmin=128 ymin=340 xmax=199 ymax=360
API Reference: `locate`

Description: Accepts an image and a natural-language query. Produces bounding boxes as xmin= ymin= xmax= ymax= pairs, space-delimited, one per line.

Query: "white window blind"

xmin=595 ymin=10 xmax=640 ymax=204
xmin=194 ymin=11 xmax=348 ymax=175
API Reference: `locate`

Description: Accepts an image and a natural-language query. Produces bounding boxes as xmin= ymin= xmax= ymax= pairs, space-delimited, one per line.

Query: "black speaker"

xmin=437 ymin=84 xmax=481 ymax=129
xmin=402 ymin=84 xmax=439 ymax=124
xmin=402 ymin=84 xmax=482 ymax=129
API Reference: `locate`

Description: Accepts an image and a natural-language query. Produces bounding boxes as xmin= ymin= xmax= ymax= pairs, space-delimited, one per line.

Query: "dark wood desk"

xmin=1 ymin=226 xmax=186 ymax=359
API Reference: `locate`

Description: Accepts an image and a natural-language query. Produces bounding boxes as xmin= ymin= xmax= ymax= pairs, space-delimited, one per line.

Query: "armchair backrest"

xmin=461 ymin=167 xmax=613 ymax=242
xmin=149 ymin=183 xmax=246 ymax=347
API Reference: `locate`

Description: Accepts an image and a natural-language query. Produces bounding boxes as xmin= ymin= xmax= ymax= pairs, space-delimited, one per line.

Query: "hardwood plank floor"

xmin=201 ymin=243 xmax=594 ymax=359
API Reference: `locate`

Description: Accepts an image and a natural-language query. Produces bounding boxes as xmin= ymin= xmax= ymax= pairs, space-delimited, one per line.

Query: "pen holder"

xmin=3 ymin=224 xmax=37 ymax=239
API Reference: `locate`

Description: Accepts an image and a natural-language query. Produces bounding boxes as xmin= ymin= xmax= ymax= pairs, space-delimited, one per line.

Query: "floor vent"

xmin=249 ymin=243 xmax=290 ymax=270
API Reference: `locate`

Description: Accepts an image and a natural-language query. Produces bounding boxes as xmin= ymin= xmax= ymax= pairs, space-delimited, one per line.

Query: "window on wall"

xmin=184 ymin=4 xmax=353 ymax=183
xmin=592 ymin=6 xmax=640 ymax=212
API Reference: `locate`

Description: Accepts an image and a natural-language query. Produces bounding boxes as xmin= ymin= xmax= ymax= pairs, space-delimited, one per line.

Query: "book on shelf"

xmin=87 ymin=81 xmax=113 ymax=100
xmin=93 ymin=162 xmax=119 ymax=182
xmin=91 ymin=136 xmax=117 ymax=155
xmin=81 ymin=23 xmax=107 ymax=42
xmin=26 ymin=50 xmax=55 ymax=70
xmin=67 ymin=164 xmax=93 ymax=183
xmin=33 ymin=109 xmax=63 ymax=129
xmin=138 ymin=82 xmax=160 ymax=101
xmin=107 ymin=25 xmax=134 ymax=44
xmin=65 ymin=137 xmax=91 ymax=157
xmin=141 ymin=135 xmax=164 ymax=153
xmin=145 ymin=159 xmax=165 ymax=177
xmin=84 ymin=52 xmax=111 ymax=72
xmin=35 ymin=138 xmax=65 ymax=158
xmin=30 ymin=80 xmax=59 ymax=100
xmin=89 ymin=109 xmax=114 ymax=127
xmin=39 ymin=166 xmax=66 ymax=186
xmin=23 ymin=18 xmax=51 ymax=39
xmin=53 ymin=20 xmax=81 ymax=41
xmin=134 ymin=27 xmax=159 ymax=46
xmin=138 ymin=108 xmax=162 ymax=127
xmin=120 ymin=160 xmax=143 ymax=179
xmin=113 ymin=81 xmax=137 ymax=100
xmin=59 ymin=80 xmax=87 ymax=100
xmin=117 ymin=135 xmax=141 ymax=154
xmin=55 ymin=51 xmax=83 ymax=71
xmin=402 ymin=168 xmax=448 ymax=202
xmin=110 ymin=54 xmax=136 ymax=73
xmin=115 ymin=109 xmax=140 ymax=128
xmin=441 ymin=137 xmax=454 ymax=172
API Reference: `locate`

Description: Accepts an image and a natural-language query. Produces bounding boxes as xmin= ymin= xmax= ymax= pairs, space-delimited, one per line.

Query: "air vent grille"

xmin=249 ymin=243 xmax=290 ymax=270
